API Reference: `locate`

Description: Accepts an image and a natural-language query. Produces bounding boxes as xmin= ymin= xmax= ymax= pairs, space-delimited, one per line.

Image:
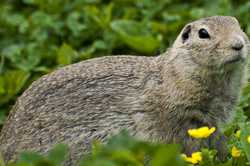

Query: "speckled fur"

xmin=0 ymin=16 xmax=249 ymax=165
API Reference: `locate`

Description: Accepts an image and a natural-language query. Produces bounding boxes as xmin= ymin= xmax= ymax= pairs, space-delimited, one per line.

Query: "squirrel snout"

xmin=231 ymin=36 xmax=244 ymax=51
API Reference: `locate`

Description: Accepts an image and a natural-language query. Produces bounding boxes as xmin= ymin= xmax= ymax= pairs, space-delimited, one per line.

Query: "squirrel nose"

xmin=231 ymin=36 xmax=244 ymax=51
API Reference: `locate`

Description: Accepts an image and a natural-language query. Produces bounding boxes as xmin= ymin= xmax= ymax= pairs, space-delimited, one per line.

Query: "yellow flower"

xmin=231 ymin=146 xmax=241 ymax=158
xmin=247 ymin=135 xmax=250 ymax=143
xmin=181 ymin=152 xmax=202 ymax=164
xmin=188 ymin=126 xmax=216 ymax=138
xmin=235 ymin=130 xmax=241 ymax=138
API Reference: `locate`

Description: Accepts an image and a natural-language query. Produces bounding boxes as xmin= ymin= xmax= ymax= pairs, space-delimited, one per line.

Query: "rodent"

xmin=0 ymin=16 xmax=249 ymax=165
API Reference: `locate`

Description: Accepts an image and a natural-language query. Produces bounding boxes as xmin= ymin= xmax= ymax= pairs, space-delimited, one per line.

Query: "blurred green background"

xmin=0 ymin=0 xmax=250 ymax=127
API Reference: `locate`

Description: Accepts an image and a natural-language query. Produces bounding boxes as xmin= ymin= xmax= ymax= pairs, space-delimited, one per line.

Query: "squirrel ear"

xmin=181 ymin=25 xmax=191 ymax=43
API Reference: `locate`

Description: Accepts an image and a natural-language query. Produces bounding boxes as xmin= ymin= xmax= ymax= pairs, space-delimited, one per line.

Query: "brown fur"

xmin=0 ymin=16 xmax=249 ymax=165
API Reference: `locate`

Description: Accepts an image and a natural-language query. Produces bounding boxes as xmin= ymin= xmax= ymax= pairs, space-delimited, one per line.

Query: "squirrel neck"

xmin=157 ymin=50 xmax=245 ymax=126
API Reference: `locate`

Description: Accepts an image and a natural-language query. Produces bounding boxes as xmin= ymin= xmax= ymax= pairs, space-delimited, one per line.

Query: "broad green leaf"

xmin=151 ymin=144 xmax=185 ymax=166
xmin=217 ymin=159 xmax=232 ymax=166
xmin=111 ymin=20 xmax=160 ymax=54
xmin=2 ymin=44 xmax=41 ymax=71
xmin=57 ymin=43 xmax=78 ymax=66
xmin=47 ymin=144 xmax=69 ymax=166
xmin=0 ymin=70 xmax=30 ymax=105
xmin=110 ymin=150 xmax=141 ymax=165
xmin=18 ymin=151 xmax=44 ymax=163
xmin=66 ymin=12 xmax=87 ymax=37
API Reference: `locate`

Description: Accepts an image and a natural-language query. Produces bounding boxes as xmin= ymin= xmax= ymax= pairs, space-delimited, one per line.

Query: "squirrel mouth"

xmin=224 ymin=55 xmax=243 ymax=65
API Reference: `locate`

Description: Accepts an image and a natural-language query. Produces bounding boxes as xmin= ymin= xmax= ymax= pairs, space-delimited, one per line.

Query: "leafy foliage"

xmin=82 ymin=131 xmax=185 ymax=166
xmin=9 ymin=144 xmax=68 ymax=166
xmin=3 ymin=131 xmax=185 ymax=166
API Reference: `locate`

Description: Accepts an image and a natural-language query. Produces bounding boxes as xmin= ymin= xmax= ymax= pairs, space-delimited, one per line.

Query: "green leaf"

xmin=47 ymin=144 xmax=69 ymax=166
xmin=2 ymin=43 xmax=41 ymax=71
xmin=110 ymin=150 xmax=141 ymax=165
xmin=111 ymin=20 xmax=161 ymax=54
xmin=57 ymin=43 xmax=78 ymax=66
xmin=18 ymin=151 xmax=44 ymax=163
xmin=105 ymin=130 xmax=139 ymax=151
xmin=200 ymin=149 xmax=217 ymax=166
xmin=0 ymin=70 xmax=30 ymax=105
xmin=217 ymin=159 xmax=232 ymax=166
xmin=66 ymin=12 xmax=87 ymax=37
xmin=5 ymin=13 xmax=26 ymax=27
xmin=151 ymin=144 xmax=185 ymax=166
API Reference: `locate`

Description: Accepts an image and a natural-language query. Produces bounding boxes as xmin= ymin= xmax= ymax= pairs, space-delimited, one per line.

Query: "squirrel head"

xmin=171 ymin=16 xmax=249 ymax=71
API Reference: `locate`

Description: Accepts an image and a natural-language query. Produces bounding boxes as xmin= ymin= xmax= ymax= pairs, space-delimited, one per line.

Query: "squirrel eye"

xmin=198 ymin=28 xmax=210 ymax=39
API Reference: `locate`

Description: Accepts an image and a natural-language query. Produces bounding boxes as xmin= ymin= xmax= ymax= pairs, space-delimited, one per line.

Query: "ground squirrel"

xmin=0 ymin=16 xmax=249 ymax=165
